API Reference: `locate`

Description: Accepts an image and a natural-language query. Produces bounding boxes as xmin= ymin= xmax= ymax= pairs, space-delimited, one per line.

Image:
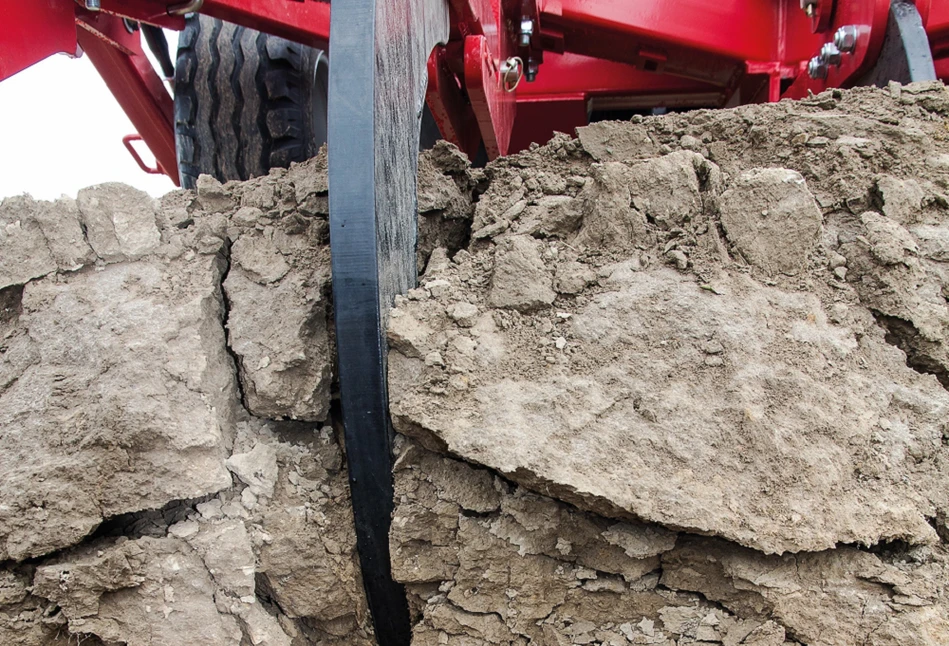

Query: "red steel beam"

xmin=782 ymin=0 xmax=891 ymax=99
xmin=199 ymin=0 xmax=330 ymax=50
xmin=518 ymin=51 xmax=723 ymax=101
xmin=508 ymin=51 xmax=726 ymax=152
xmin=538 ymin=0 xmax=774 ymax=87
xmin=542 ymin=0 xmax=779 ymax=62
xmin=82 ymin=0 xmax=185 ymax=29
xmin=426 ymin=46 xmax=483 ymax=159
xmin=72 ymin=0 xmax=328 ymax=48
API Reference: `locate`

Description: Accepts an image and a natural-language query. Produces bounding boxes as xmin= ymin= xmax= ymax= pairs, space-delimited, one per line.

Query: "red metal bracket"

xmin=464 ymin=34 xmax=516 ymax=158
xmin=0 ymin=0 xmax=77 ymax=82
xmin=426 ymin=46 xmax=482 ymax=159
xmin=123 ymin=134 xmax=164 ymax=174
xmin=782 ymin=0 xmax=891 ymax=99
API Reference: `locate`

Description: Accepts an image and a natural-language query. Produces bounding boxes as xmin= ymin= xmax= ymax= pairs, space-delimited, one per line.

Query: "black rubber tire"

xmin=174 ymin=15 xmax=329 ymax=190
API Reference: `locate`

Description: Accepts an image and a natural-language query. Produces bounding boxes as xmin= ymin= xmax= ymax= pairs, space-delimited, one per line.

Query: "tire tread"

xmin=174 ymin=15 xmax=325 ymax=189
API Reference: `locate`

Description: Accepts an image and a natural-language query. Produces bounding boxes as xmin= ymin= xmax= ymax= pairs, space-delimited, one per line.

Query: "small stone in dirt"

xmin=168 ymin=520 xmax=200 ymax=539
xmin=860 ymin=211 xmax=919 ymax=265
xmin=554 ymin=261 xmax=596 ymax=294
xmin=225 ymin=442 xmax=278 ymax=498
xmin=448 ymin=302 xmax=479 ymax=327
xmin=667 ymin=248 xmax=689 ymax=270
xmin=195 ymin=174 xmax=236 ymax=213
xmin=197 ymin=499 xmax=224 ymax=520
xmin=875 ymin=175 xmax=925 ymax=224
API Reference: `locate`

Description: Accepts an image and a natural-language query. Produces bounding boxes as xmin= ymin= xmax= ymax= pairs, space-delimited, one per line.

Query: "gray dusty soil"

xmin=2 ymin=82 xmax=949 ymax=645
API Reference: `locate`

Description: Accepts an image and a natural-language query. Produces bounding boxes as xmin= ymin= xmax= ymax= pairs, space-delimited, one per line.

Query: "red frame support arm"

xmin=77 ymin=11 xmax=179 ymax=185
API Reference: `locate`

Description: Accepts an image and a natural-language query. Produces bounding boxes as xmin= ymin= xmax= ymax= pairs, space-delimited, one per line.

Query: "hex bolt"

xmin=820 ymin=42 xmax=842 ymax=66
xmin=519 ymin=18 xmax=534 ymax=48
xmin=85 ymin=0 xmax=101 ymax=9
xmin=525 ymin=59 xmax=539 ymax=82
xmin=834 ymin=25 xmax=858 ymax=53
xmin=800 ymin=0 xmax=817 ymax=17
xmin=808 ymin=56 xmax=828 ymax=80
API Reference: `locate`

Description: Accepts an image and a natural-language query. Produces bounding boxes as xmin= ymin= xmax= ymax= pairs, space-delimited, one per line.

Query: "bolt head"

xmin=85 ymin=0 xmax=101 ymax=9
xmin=808 ymin=56 xmax=828 ymax=80
xmin=834 ymin=25 xmax=858 ymax=53
xmin=820 ymin=42 xmax=842 ymax=66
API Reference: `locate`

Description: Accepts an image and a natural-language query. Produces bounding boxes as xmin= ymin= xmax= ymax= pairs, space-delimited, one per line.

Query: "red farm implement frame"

xmin=3 ymin=2 xmax=948 ymax=645
xmin=4 ymin=0 xmax=948 ymax=187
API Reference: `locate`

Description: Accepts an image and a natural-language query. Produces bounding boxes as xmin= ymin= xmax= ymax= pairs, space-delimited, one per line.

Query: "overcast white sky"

xmin=0 ymin=31 xmax=179 ymax=201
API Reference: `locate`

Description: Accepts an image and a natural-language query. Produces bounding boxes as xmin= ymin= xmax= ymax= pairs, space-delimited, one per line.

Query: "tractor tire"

xmin=174 ymin=15 xmax=329 ymax=190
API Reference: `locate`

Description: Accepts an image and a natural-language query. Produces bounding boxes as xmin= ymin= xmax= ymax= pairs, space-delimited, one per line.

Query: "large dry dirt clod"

xmin=224 ymin=221 xmax=334 ymax=422
xmin=0 ymin=248 xmax=239 ymax=561
xmin=389 ymin=261 xmax=949 ymax=554
xmin=624 ymin=151 xmax=703 ymax=231
xmin=573 ymin=161 xmax=648 ymax=249
xmin=839 ymin=210 xmax=949 ymax=387
xmin=663 ymin=537 xmax=949 ymax=646
xmin=0 ymin=195 xmax=95 ymax=290
xmin=218 ymin=158 xmax=338 ymax=423
xmin=719 ymin=168 xmax=823 ymax=275
xmin=77 ymin=183 xmax=163 ymax=261
xmin=33 ymin=536 xmax=246 ymax=645
xmin=874 ymin=175 xmax=926 ymax=224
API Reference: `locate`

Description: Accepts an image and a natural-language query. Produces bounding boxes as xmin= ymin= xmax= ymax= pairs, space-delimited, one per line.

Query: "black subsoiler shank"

xmin=326 ymin=1 xmax=448 ymax=644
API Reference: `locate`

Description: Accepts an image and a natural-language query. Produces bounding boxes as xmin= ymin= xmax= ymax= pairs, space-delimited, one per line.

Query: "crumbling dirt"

xmin=2 ymin=82 xmax=949 ymax=645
